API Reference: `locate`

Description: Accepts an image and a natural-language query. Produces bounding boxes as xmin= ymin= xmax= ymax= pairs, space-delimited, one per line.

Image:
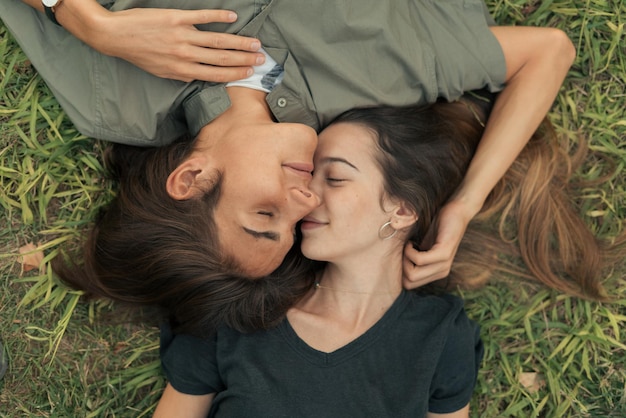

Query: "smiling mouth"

xmin=300 ymin=216 xmax=327 ymax=230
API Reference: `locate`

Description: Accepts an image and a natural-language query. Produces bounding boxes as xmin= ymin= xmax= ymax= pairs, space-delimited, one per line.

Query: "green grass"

xmin=1 ymin=1 xmax=625 ymax=417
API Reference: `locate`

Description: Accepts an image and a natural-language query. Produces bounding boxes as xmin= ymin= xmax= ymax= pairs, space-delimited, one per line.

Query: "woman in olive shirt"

xmin=2 ymin=0 xmax=578 ymax=329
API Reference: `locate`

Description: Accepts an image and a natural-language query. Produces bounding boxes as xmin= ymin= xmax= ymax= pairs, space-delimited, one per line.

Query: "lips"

xmin=283 ymin=162 xmax=314 ymax=178
xmin=300 ymin=215 xmax=327 ymax=230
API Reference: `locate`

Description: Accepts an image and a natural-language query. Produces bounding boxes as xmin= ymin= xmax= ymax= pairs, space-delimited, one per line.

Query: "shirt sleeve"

xmin=160 ymin=323 xmax=224 ymax=395
xmin=428 ymin=298 xmax=484 ymax=414
xmin=0 ymin=0 xmax=199 ymax=147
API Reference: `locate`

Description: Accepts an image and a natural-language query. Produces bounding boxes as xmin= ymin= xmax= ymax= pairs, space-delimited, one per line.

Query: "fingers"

xmin=171 ymin=62 xmax=256 ymax=83
xmin=406 ymin=241 xmax=456 ymax=268
xmin=402 ymin=272 xmax=443 ymax=290
xmin=182 ymin=10 xmax=263 ymax=52
xmin=177 ymin=10 xmax=267 ymax=81
xmin=402 ymin=242 xmax=453 ymax=288
xmin=193 ymin=31 xmax=262 ymax=54
xmin=187 ymin=33 xmax=265 ymax=65
xmin=402 ymin=262 xmax=450 ymax=287
xmin=161 ymin=43 xmax=263 ymax=82
xmin=402 ymin=259 xmax=451 ymax=288
xmin=179 ymin=9 xmax=238 ymax=26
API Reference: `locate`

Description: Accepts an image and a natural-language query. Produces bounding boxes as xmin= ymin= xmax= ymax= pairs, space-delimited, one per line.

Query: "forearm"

xmin=17 ymin=0 xmax=262 ymax=82
xmin=153 ymin=383 xmax=214 ymax=418
xmin=20 ymin=0 xmax=112 ymax=51
xmin=452 ymin=27 xmax=576 ymax=217
xmin=20 ymin=0 xmax=108 ymax=36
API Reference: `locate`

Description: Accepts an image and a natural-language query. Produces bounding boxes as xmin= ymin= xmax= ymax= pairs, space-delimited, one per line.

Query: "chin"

xmin=300 ymin=245 xmax=325 ymax=262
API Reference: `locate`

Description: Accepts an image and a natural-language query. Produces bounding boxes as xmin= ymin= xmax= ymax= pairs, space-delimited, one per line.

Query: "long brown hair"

xmin=449 ymin=96 xmax=612 ymax=299
xmin=332 ymin=92 xmax=614 ymax=300
xmin=53 ymin=135 xmax=314 ymax=335
xmin=54 ymin=92 xmax=616 ymax=337
xmin=451 ymin=109 xmax=613 ymax=300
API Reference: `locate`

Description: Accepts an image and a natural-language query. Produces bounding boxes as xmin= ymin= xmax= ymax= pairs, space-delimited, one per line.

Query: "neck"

xmin=225 ymin=86 xmax=271 ymax=117
xmin=313 ymin=281 xmax=397 ymax=295
xmin=299 ymin=249 xmax=404 ymax=326
xmin=287 ymin=252 xmax=402 ymax=352
xmin=196 ymin=87 xmax=272 ymax=146
xmin=322 ymin=241 xmax=404 ymax=294
xmin=287 ymin=247 xmax=405 ymax=353
xmin=319 ymin=258 xmax=402 ymax=297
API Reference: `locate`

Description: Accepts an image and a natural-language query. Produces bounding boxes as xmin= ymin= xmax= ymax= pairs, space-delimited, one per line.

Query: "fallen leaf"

xmin=18 ymin=243 xmax=45 ymax=273
xmin=113 ymin=342 xmax=130 ymax=355
xmin=519 ymin=372 xmax=545 ymax=393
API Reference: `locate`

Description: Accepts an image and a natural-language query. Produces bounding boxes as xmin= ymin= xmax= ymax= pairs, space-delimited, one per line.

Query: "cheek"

xmin=326 ymin=200 xmax=356 ymax=226
xmin=329 ymin=192 xmax=369 ymax=223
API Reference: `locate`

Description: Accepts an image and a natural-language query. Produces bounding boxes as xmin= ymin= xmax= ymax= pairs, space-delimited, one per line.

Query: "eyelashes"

xmin=326 ymin=178 xmax=345 ymax=184
xmin=258 ymin=211 xmax=275 ymax=217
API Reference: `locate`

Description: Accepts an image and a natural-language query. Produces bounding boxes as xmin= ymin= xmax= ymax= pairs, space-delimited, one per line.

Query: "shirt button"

xmin=277 ymin=98 xmax=287 ymax=108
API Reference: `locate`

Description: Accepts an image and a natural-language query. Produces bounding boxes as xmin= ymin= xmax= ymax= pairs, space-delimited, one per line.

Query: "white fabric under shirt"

xmin=226 ymin=47 xmax=284 ymax=93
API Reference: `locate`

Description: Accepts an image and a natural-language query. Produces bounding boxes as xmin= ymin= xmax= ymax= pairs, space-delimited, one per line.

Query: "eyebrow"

xmin=319 ymin=157 xmax=359 ymax=171
xmin=243 ymin=227 xmax=280 ymax=242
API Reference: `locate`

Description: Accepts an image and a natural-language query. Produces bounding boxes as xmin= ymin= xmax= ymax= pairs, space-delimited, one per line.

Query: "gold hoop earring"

xmin=378 ymin=221 xmax=397 ymax=240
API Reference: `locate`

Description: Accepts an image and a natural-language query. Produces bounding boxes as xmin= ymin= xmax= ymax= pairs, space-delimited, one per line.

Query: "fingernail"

xmin=255 ymin=55 xmax=265 ymax=65
xmin=228 ymin=12 xmax=237 ymax=21
xmin=246 ymin=68 xmax=254 ymax=76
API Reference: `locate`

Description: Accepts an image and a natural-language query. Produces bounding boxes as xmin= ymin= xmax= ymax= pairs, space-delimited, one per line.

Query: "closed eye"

xmin=243 ymin=227 xmax=280 ymax=242
xmin=326 ymin=178 xmax=345 ymax=184
xmin=258 ymin=211 xmax=274 ymax=217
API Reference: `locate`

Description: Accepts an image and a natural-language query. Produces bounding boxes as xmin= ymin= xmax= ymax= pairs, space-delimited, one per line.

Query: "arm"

xmin=19 ymin=0 xmax=264 ymax=82
xmin=403 ymin=26 xmax=576 ymax=287
xmin=427 ymin=404 xmax=470 ymax=418
xmin=153 ymin=383 xmax=215 ymax=418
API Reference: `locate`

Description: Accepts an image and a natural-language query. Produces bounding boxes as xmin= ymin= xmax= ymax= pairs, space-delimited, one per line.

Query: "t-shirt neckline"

xmin=278 ymin=289 xmax=410 ymax=367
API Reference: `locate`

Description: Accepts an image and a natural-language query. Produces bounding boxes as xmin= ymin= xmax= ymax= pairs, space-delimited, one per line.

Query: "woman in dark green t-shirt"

xmin=154 ymin=92 xmax=607 ymax=416
xmin=155 ymin=98 xmax=488 ymax=418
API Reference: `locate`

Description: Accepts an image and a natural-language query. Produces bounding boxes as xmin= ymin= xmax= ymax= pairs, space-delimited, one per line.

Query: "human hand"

xmin=402 ymin=199 xmax=474 ymax=289
xmin=68 ymin=7 xmax=265 ymax=82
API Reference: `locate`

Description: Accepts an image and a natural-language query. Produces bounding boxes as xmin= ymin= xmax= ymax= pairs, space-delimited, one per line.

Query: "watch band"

xmin=44 ymin=5 xmax=61 ymax=26
xmin=42 ymin=0 xmax=63 ymax=26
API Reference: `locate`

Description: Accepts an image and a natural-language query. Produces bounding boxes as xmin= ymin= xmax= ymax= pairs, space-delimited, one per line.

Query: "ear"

xmin=166 ymin=156 xmax=214 ymax=200
xmin=390 ymin=201 xmax=418 ymax=231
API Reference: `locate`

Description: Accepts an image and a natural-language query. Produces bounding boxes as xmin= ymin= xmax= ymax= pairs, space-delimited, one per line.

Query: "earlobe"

xmin=166 ymin=157 xmax=206 ymax=200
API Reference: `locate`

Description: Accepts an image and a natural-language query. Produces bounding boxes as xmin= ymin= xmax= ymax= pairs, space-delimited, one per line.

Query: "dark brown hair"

xmin=54 ymin=91 xmax=615 ymax=337
xmin=332 ymin=92 xmax=613 ymax=300
xmin=331 ymin=100 xmax=481 ymax=249
xmin=53 ymin=135 xmax=314 ymax=335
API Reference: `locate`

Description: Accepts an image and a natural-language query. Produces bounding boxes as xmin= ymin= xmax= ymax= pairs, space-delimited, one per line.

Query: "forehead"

xmin=317 ymin=123 xmax=379 ymax=163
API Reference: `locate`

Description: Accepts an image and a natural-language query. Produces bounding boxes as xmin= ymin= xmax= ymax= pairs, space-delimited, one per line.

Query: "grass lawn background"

xmin=1 ymin=1 xmax=625 ymax=416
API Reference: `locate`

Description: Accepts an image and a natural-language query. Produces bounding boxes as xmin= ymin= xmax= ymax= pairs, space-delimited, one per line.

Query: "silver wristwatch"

xmin=42 ymin=0 xmax=64 ymax=26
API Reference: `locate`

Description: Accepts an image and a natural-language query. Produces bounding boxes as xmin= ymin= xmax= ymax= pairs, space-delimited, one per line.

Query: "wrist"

xmin=53 ymin=0 xmax=113 ymax=51
xmin=446 ymin=189 xmax=485 ymax=221
xmin=42 ymin=0 xmax=64 ymax=25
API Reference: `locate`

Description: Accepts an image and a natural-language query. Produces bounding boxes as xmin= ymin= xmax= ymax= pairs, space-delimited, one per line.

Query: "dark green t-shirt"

xmin=161 ymin=291 xmax=483 ymax=417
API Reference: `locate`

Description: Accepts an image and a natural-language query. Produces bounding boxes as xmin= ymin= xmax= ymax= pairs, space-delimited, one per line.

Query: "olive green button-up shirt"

xmin=1 ymin=0 xmax=505 ymax=146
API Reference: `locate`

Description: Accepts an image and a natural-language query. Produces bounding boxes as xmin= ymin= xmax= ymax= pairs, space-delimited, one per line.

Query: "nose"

xmin=280 ymin=187 xmax=320 ymax=239
xmin=308 ymin=170 xmax=324 ymax=200
xmin=291 ymin=186 xmax=321 ymax=215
